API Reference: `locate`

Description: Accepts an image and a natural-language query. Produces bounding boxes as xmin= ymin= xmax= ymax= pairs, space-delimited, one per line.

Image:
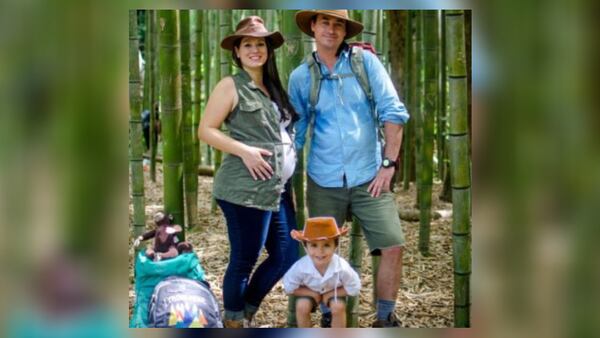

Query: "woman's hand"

xmin=240 ymin=145 xmax=273 ymax=180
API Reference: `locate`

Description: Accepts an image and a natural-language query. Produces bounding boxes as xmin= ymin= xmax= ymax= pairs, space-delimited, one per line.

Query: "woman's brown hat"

xmin=295 ymin=10 xmax=364 ymax=39
xmin=291 ymin=217 xmax=349 ymax=242
xmin=221 ymin=16 xmax=284 ymax=51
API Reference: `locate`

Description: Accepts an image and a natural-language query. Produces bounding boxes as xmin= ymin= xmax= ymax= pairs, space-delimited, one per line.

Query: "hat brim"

xmin=290 ymin=226 xmax=349 ymax=242
xmin=295 ymin=10 xmax=364 ymax=39
xmin=220 ymin=31 xmax=284 ymax=51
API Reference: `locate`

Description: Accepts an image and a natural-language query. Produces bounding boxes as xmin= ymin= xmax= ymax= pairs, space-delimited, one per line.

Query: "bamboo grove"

xmin=128 ymin=9 xmax=471 ymax=327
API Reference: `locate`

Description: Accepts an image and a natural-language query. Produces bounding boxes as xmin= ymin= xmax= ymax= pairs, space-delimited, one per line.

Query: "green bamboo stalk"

xmin=281 ymin=10 xmax=305 ymax=327
xmin=142 ymin=11 xmax=151 ymax=114
xmin=437 ymin=10 xmax=446 ymax=180
xmin=211 ymin=10 xmax=231 ymax=213
xmin=192 ymin=11 xmax=203 ymax=171
xmin=387 ymin=10 xmax=406 ymax=191
xmin=414 ymin=11 xmax=424 ymax=208
xmin=402 ymin=11 xmax=414 ymax=190
xmin=346 ymin=217 xmax=363 ymax=328
xmin=150 ymin=10 xmax=159 ymax=182
xmin=446 ymin=9 xmax=471 ymax=327
xmin=418 ymin=10 xmax=439 ymax=256
xmin=159 ymin=10 xmax=185 ymax=236
xmin=361 ymin=10 xmax=377 ymax=47
xmin=439 ymin=10 xmax=453 ymax=203
xmin=129 ymin=10 xmax=146 ymax=246
xmin=202 ymin=10 xmax=212 ymax=166
xmin=144 ymin=10 xmax=154 ymax=160
xmin=181 ymin=10 xmax=199 ymax=231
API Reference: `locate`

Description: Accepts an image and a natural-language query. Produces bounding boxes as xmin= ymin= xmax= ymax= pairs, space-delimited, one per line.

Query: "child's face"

xmin=305 ymin=238 xmax=336 ymax=269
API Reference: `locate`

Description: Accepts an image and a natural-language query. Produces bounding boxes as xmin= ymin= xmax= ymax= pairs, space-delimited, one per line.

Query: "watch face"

xmin=383 ymin=159 xmax=390 ymax=167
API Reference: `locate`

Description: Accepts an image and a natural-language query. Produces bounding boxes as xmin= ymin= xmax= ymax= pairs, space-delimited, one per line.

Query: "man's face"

xmin=310 ymin=14 xmax=346 ymax=51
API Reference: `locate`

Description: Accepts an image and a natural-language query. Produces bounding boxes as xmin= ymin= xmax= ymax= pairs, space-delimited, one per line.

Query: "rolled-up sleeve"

xmin=364 ymin=51 xmax=410 ymax=125
xmin=282 ymin=263 xmax=302 ymax=294
xmin=341 ymin=265 xmax=361 ymax=296
xmin=288 ymin=68 xmax=310 ymax=151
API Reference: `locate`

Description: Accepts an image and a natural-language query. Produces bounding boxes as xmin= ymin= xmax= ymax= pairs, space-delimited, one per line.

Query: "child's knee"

xmin=329 ymin=300 xmax=346 ymax=315
xmin=296 ymin=298 xmax=313 ymax=314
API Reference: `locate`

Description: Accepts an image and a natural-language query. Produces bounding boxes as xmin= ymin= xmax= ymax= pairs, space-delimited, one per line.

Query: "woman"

xmin=197 ymin=16 xmax=298 ymax=328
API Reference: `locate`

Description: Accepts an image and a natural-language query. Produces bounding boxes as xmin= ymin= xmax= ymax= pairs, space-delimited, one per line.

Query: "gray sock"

xmin=376 ymin=299 xmax=396 ymax=321
xmin=224 ymin=309 xmax=245 ymax=321
xmin=320 ymin=302 xmax=331 ymax=314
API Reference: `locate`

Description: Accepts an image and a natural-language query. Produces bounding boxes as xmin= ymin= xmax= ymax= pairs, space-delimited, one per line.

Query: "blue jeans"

xmin=216 ymin=186 xmax=299 ymax=317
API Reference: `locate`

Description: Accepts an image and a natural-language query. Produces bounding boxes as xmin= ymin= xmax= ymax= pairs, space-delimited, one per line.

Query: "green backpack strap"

xmin=349 ymin=46 xmax=385 ymax=147
xmin=305 ymin=52 xmax=322 ymax=116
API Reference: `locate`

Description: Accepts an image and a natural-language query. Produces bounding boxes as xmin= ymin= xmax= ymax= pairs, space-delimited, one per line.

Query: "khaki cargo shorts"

xmin=306 ymin=176 xmax=405 ymax=255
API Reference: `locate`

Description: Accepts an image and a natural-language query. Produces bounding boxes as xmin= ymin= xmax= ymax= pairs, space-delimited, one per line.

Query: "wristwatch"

xmin=382 ymin=157 xmax=396 ymax=168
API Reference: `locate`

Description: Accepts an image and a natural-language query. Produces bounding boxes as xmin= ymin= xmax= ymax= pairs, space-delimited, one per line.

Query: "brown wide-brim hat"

xmin=221 ymin=15 xmax=284 ymax=51
xmin=295 ymin=10 xmax=364 ymax=39
xmin=291 ymin=217 xmax=349 ymax=242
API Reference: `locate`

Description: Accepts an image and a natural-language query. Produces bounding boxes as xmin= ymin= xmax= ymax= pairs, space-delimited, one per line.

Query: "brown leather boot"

xmin=223 ymin=319 xmax=244 ymax=328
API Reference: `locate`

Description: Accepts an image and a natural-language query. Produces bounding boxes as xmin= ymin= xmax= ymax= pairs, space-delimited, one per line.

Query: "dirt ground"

xmin=129 ymin=165 xmax=454 ymax=328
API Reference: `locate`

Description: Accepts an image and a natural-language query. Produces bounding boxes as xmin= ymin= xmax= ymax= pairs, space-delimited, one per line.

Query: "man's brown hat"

xmin=221 ymin=16 xmax=284 ymax=51
xmin=291 ymin=217 xmax=349 ymax=242
xmin=295 ymin=10 xmax=364 ymax=39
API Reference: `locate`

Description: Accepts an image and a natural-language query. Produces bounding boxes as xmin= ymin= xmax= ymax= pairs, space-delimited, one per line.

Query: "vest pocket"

xmin=237 ymin=101 xmax=267 ymax=127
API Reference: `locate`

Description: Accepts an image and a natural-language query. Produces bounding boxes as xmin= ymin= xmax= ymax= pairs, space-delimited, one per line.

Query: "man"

xmin=288 ymin=10 xmax=409 ymax=327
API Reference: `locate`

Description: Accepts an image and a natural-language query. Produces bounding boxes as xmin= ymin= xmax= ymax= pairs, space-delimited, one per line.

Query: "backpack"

xmin=304 ymin=42 xmax=385 ymax=147
xmin=148 ymin=276 xmax=223 ymax=328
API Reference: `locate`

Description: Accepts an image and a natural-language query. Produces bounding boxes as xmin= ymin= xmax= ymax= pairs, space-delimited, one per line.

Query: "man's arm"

xmin=288 ymin=69 xmax=309 ymax=151
xmin=368 ymin=122 xmax=404 ymax=197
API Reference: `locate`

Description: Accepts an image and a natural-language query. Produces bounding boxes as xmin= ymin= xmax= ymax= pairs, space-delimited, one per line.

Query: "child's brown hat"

xmin=291 ymin=217 xmax=348 ymax=242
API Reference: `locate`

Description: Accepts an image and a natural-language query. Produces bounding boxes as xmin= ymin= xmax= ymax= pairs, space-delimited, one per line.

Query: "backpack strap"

xmin=349 ymin=46 xmax=385 ymax=147
xmin=305 ymin=52 xmax=322 ymax=116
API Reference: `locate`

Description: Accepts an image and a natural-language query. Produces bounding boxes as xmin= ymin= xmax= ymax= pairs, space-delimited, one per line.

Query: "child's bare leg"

xmin=330 ymin=299 xmax=347 ymax=328
xmin=295 ymin=298 xmax=313 ymax=328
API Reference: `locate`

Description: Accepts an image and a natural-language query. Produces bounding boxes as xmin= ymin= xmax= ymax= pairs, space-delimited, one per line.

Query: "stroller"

xmin=129 ymin=251 xmax=222 ymax=328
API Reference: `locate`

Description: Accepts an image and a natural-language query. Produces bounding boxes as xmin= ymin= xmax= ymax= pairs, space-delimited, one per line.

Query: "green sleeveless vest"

xmin=212 ymin=70 xmax=292 ymax=211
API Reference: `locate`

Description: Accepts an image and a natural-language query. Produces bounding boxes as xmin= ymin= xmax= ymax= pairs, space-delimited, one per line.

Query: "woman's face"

xmin=235 ymin=37 xmax=268 ymax=70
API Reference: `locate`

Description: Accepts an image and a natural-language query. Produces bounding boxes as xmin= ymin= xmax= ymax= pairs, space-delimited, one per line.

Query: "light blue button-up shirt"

xmin=288 ymin=46 xmax=409 ymax=188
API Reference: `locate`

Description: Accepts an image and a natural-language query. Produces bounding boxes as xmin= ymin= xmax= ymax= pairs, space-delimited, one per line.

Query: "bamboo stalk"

xmin=346 ymin=217 xmax=363 ymax=328
xmin=418 ymin=10 xmax=439 ymax=256
xmin=150 ymin=10 xmax=159 ymax=182
xmin=402 ymin=11 xmax=414 ymax=191
xmin=281 ymin=10 xmax=305 ymax=327
xmin=159 ymin=10 xmax=185 ymax=235
xmin=192 ymin=11 xmax=203 ymax=177
xmin=181 ymin=10 xmax=199 ymax=231
xmin=446 ymin=9 xmax=471 ymax=327
xmin=129 ymin=10 xmax=146 ymax=245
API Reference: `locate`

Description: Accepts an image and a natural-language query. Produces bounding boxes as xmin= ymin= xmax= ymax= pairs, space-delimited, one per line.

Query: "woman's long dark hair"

xmin=232 ymin=38 xmax=298 ymax=123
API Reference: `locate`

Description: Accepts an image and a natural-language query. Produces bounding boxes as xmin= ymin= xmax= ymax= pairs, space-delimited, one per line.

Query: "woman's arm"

xmin=197 ymin=77 xmax=273 ymax=180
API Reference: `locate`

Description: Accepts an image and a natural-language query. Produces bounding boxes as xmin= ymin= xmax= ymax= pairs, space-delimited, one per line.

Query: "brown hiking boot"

xmin=223 ymin=319 xmax=244 ymax=328
xmin=371 ymin=313 xmax=402 ymax=328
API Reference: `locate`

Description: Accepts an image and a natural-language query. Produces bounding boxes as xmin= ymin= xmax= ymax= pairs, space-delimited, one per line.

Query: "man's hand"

xmin=367 ymin=167 xmax=395 ymax=198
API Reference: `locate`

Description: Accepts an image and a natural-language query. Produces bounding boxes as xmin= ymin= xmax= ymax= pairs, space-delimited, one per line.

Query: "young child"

xmin=283 ymin=217 xmax=361 ymax=328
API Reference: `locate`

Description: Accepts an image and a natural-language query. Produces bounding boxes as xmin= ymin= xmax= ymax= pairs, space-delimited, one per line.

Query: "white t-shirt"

xmin=273 ymin=102 xmax=296 ymax=184
xmin=282 ymin=253 xmax=361 ymax=296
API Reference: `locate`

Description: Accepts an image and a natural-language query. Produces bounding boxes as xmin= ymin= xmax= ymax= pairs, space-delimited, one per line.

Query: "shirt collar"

xmin=312 ymin=43 xmax=351 ymax=69
xmin=319 ymin=254 xmax=342 ymax=279
xmin=237 ymin=69 xmax=261 ymax=92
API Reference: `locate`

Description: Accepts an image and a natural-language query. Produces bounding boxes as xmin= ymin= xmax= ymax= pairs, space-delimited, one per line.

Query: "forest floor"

xmin=129 ymin=165 xmax=454 ymax=328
